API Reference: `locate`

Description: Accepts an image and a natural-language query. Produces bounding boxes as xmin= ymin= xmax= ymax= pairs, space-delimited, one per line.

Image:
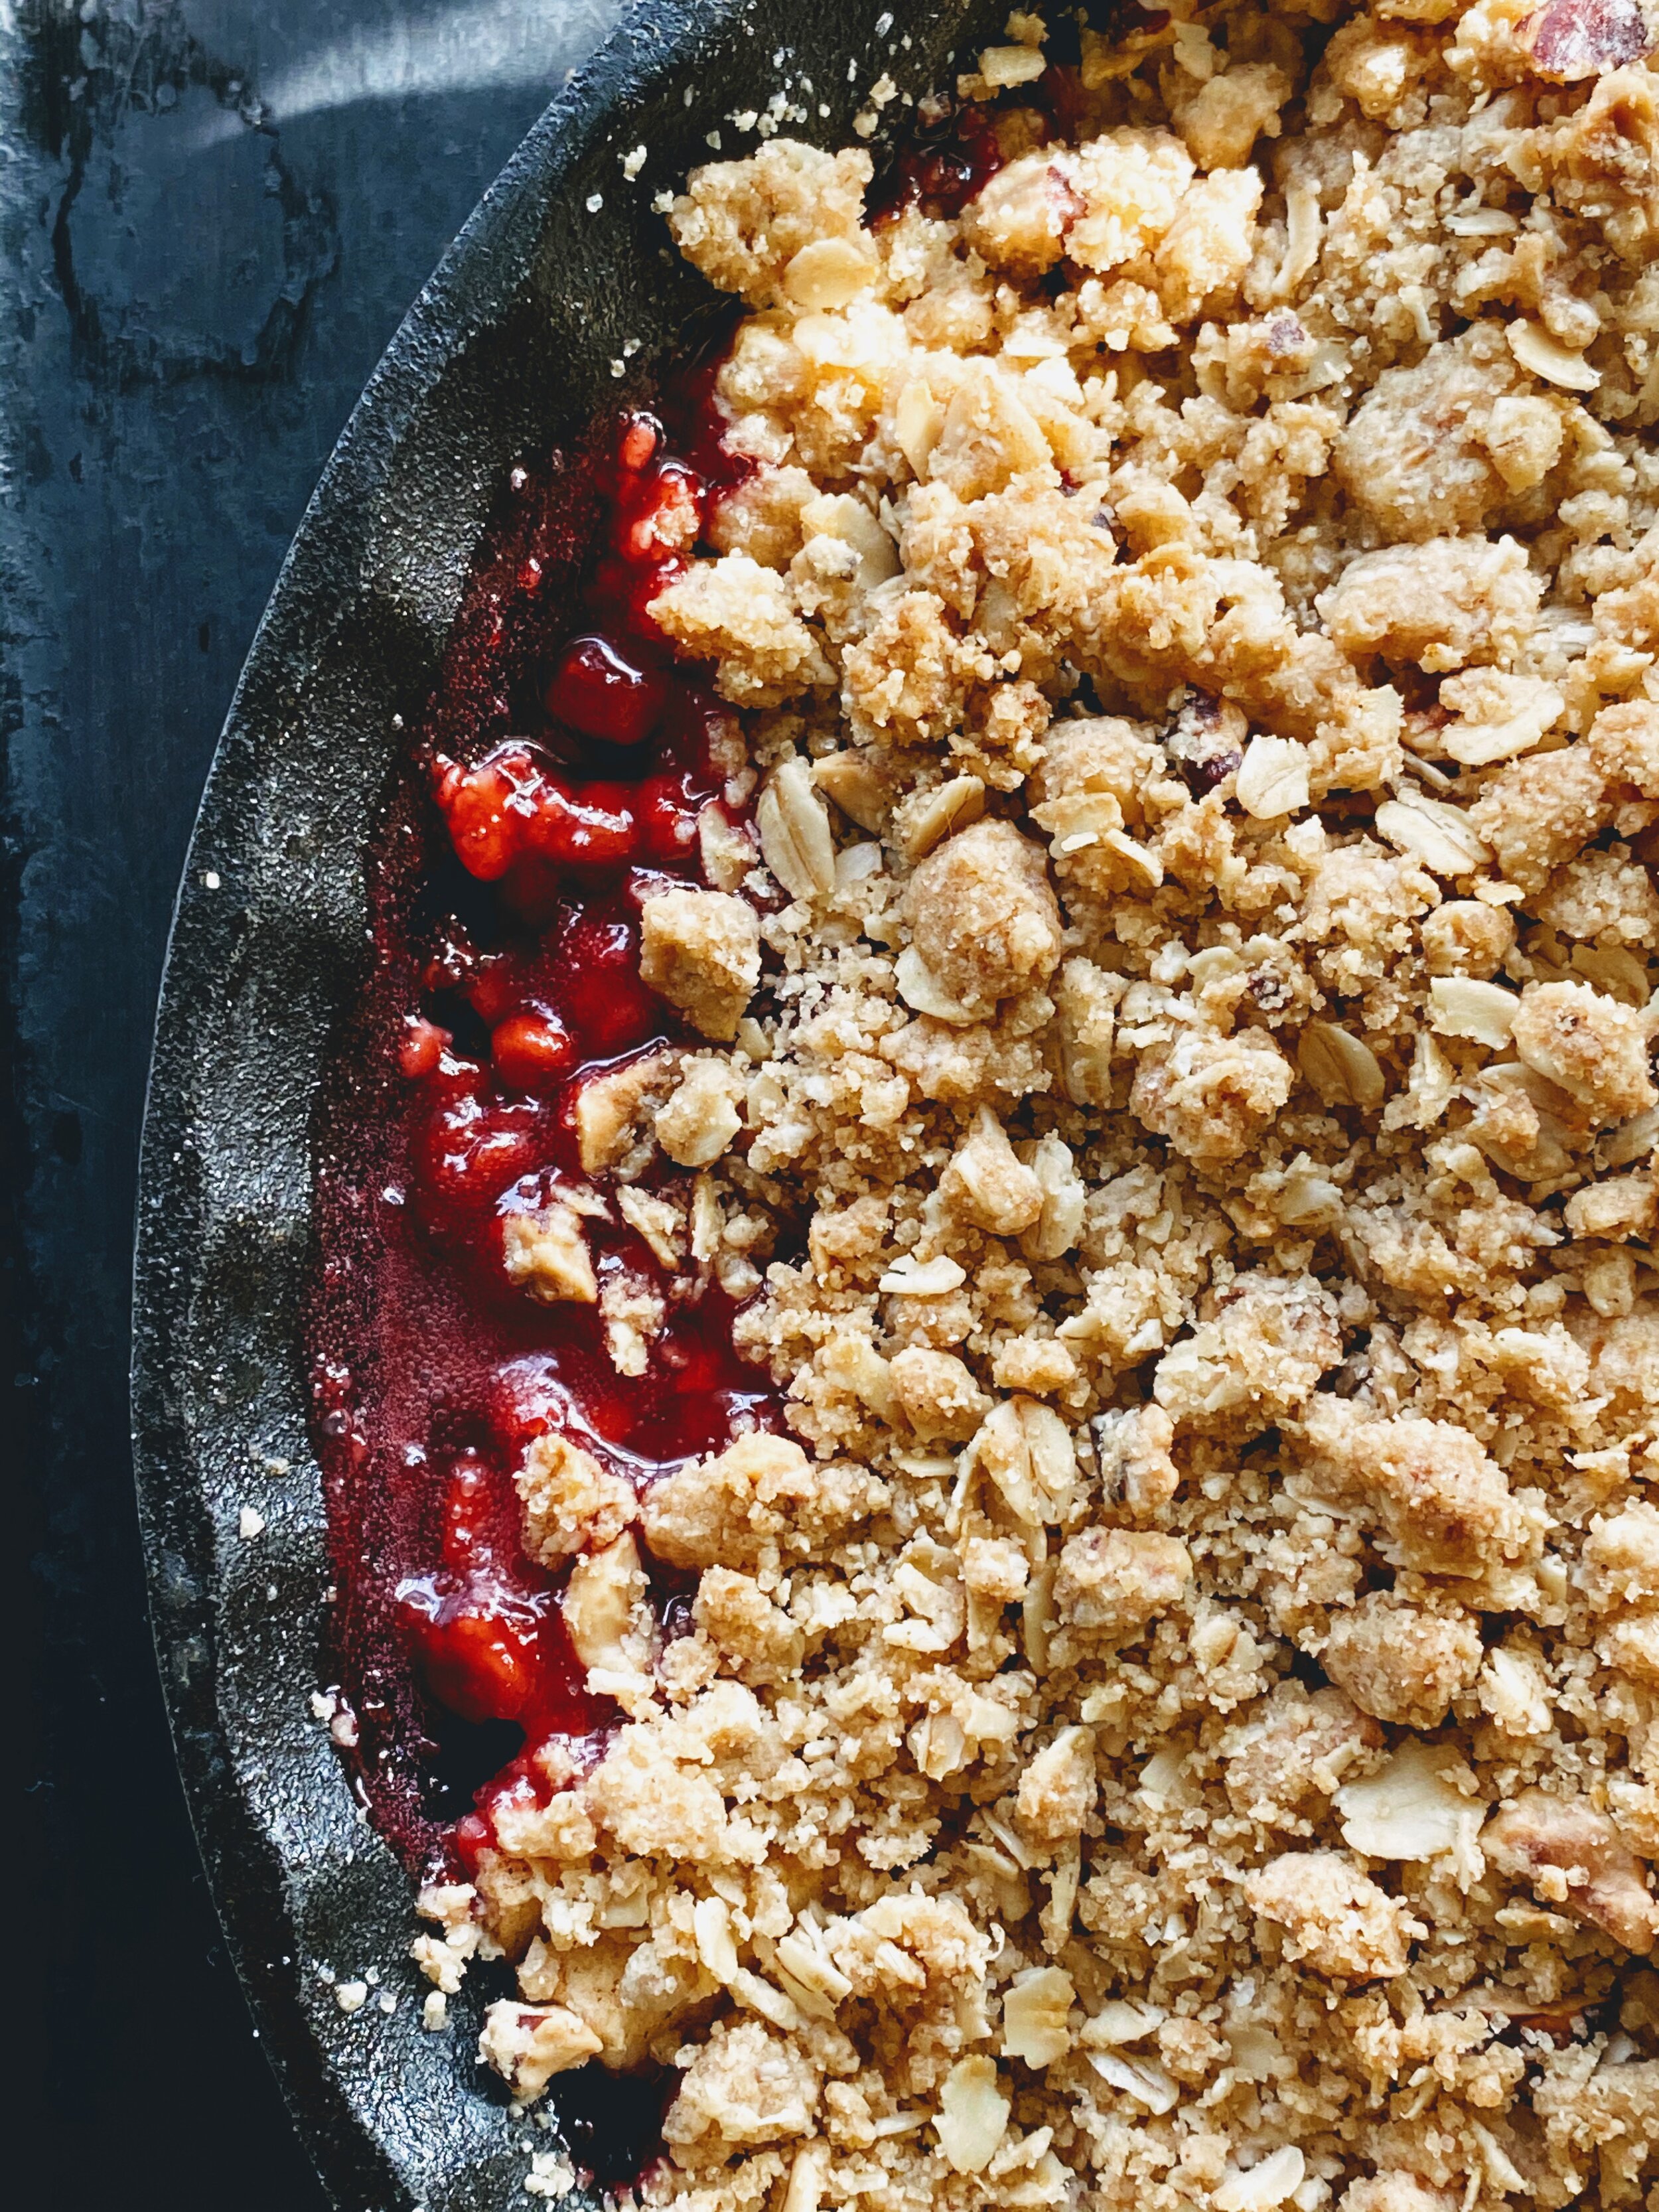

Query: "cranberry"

xmin=559 ymin=910 xmax=660 ymax=1053
xmin=877 ymin=99 xmax=1006 ymax=222
xmin=615 ymin=411 xmax=662 ymax=476
xmin=547 ymin=634 xmax=667 ymax=748
xmin=635 ymin=773 xmax=706 ymax=865
xmin=422 ymin=929 xmax=479 ymax=997
xmin=404 ymin=1585 xmax=540 ymax=1724
xmin=401 ymin=1453 xmax=538 ymax=1715
xmin=438 ymin=743 xmax=644 ymax=877
xmin=399 ymin=1453 xmax=599 ymax=1739
xmin=414 ymin=1078 xmax=550 ymax=1217
xmin=527 ymin=772 xmax=638 ymax=868
xmin=399 ymin=1015 xmax=451 ymax=1078
xmin=315 ymin=403 xmax=788 ymax=1924
xmin=436 ymin=747 xmax=534 ymax=881
xmin=465 ymin=948 xmax=524 ymax=1027
xmin=613 ymin=461 xmax=705 ymax=568
xmin=492 ymin=1010 xmax=577 ymax=1092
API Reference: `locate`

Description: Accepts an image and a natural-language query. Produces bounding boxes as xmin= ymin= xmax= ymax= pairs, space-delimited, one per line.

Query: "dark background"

xmin=3 ymin=1 xmax=625 ymax=2198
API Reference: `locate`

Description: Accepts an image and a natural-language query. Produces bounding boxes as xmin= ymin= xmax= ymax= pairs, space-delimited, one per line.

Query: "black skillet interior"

xmin=130 ymin=0 xmax=1010 ymax=2205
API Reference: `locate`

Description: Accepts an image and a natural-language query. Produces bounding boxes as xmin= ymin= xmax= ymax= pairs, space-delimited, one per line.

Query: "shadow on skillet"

xmin=131 ymin=1 xmax=1003 ymax=2206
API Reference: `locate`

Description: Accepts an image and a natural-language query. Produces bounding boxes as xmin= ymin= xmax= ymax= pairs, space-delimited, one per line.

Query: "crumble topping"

xmin=406 ymin=5 xmax=1659 ymax=2205
xmin=639 ymin=887 xmax=764 ymax=1043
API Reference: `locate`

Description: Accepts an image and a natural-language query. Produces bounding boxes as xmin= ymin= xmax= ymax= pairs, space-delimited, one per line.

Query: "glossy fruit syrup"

xmin=309 ymin=70 xmax=1037 ymax=2167
xmin=307 ymin=398 xmax=774 ymax=2178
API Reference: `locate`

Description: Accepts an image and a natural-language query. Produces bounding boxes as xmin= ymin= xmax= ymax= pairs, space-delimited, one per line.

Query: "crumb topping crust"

xmin=396 ymin=9 xmax=1659 ymax=2208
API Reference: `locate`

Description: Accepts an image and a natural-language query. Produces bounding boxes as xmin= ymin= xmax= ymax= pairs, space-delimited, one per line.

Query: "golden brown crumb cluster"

xmin=421 ymin=7 xmax=1659 ymax=2207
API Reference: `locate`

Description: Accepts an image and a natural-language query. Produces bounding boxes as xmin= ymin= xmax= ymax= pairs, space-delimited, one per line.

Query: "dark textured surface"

xmin=14 ymin=0 xmax=1011 ymax=2205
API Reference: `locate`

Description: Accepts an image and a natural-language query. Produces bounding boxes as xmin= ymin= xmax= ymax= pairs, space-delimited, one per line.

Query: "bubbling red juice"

xmin=308 ymin=397 xmax=778 ymax=1891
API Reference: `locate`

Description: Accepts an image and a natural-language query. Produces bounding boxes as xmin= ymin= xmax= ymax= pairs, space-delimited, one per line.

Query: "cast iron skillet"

xmin=131 ymin=0 xmax=1009 ymax=2204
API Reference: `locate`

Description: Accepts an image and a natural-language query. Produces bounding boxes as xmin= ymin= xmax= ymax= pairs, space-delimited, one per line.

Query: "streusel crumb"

xmin=429 ymin=7 xmax=1659 ymax=2206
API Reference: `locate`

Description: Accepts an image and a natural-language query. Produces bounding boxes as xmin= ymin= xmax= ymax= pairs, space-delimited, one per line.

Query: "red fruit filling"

xmin=873 ymin=95 xmax=1006 ymax=220
xmin=547 ymin=634 xmax=668 ymax=747
xmin=305 ymin=91 xmax=1051 ymax=2176
xmin=488 ymin=1011 xmax=577 ymax=1094
xmin=307 ymin=396 xmax=781 ymax=2180
xmin=397 ymin=1449 xmax=589 ymax=1736
xmin=398 ymin=1014 xmax=451 ymax=1078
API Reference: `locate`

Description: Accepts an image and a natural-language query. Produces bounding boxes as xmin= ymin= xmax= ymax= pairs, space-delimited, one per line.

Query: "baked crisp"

xmin=414 ymin=7 xmax=1659 ymax=2207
